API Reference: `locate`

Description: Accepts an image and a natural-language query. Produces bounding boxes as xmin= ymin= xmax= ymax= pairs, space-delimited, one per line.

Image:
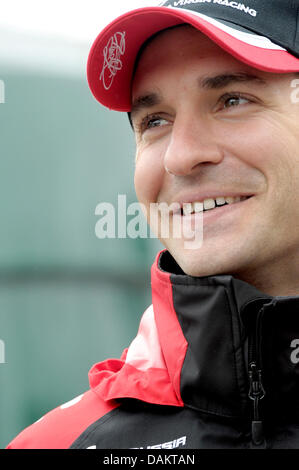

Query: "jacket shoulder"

xmin=6 ymin=389 xmax=119 ymax=449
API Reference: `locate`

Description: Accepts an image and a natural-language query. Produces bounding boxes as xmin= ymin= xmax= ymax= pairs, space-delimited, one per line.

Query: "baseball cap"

xmin=87 ymin=0 xmax=299 ymax=112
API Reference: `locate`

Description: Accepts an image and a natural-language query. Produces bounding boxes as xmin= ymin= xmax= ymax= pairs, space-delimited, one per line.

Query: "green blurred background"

xmin=0 ymin=9 xmax=161 ymax=448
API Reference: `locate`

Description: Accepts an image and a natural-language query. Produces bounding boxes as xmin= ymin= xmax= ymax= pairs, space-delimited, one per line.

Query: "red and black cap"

xmin=87 ymin=0 xmax=299 ymax=112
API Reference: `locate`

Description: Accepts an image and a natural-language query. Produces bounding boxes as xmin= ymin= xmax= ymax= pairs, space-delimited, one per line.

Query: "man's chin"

xmin=164 ymin=244 xmax=243 ymax=278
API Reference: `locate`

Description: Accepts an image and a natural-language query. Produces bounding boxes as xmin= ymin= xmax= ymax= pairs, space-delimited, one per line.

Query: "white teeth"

xmin=182 ymin=203 xmax=192 ymax=216
xmin=216 ymin=197 xmax=226 ymax=206
xmin=225 ymin=197 xmax=235 ymax=204
xmin=182 ymin=196 xmax=247 ymax=215
xmin=203 ymin=199 xmax=216 ymax=210
xmin=193 ymin=202 xmax=204 ymax=213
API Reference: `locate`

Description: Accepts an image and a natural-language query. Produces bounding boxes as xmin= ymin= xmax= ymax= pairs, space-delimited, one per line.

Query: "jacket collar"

xmin=90 ymin=250 xmax=299 ymax=420
xmin=152 ymin=250 xmax=272 ymax=417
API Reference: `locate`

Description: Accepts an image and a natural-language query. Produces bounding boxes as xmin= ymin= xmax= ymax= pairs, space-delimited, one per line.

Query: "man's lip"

xmin=178 ymin=195 xmax=254 ymax=228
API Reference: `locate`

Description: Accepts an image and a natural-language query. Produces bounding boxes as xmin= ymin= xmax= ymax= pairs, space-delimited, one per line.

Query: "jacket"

xmin=6 ymin=250 xmax=299 ymax=449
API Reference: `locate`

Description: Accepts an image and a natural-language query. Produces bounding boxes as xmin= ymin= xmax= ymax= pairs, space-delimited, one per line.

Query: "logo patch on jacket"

xmin=131 ymin=435 xmax=187 ymax=449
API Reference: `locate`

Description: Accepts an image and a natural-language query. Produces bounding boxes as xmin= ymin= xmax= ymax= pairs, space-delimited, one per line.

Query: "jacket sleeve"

xmin=6 ymin=389 xmax=119 ymax=449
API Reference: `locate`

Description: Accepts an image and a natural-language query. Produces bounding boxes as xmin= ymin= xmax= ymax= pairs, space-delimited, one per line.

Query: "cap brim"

xmin=87 ymin=6 xmax=299 ymax=111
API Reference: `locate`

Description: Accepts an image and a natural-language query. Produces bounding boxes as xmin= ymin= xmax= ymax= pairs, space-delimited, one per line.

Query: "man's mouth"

xmin=180 ymin=196 xmax=252 ymax=216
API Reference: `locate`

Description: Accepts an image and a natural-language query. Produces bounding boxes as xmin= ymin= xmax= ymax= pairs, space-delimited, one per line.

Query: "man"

xmin=7 ymin=0 xmax=299 ymax=449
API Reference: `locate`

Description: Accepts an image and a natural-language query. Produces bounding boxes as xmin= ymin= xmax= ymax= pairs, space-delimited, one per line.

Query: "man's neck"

xmin=232 ymin=257 xmax=299 ymax=297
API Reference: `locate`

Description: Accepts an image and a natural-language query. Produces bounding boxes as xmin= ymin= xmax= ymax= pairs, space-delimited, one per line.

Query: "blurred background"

xmin=0 ymin=0 xmax=162 ymax=448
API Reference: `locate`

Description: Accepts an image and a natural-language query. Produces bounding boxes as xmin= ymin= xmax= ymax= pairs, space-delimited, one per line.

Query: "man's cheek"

xmin=134 ymin=161 xmax=164 ymax=205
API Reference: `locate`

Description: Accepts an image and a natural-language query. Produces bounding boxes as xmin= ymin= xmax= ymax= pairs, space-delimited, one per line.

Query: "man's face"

xmin=131 ymin=25 xmax=299 ymax=289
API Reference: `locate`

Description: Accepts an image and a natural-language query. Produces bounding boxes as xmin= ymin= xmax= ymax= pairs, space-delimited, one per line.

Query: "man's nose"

xmin=163 ymin=117 xmax=223 ymax=176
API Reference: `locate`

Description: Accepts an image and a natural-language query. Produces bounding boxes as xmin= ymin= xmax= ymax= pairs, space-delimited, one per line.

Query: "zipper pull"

xmin=248 ymin=361 xmax=265 ymax=446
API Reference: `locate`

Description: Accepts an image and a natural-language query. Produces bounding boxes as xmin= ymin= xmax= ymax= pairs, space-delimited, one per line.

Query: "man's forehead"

xmin=131 ymin=24 xmax=259 ymax=93
xmin=134 ymin=24 xmax=224 ymax=70
xmin=130 ymin=23 xmax=297 ymax=124
xmin=131 ymin=26 xmax=266 ymax=105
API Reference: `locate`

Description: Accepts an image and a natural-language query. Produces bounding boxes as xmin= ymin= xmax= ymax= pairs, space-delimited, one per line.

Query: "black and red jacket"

xmin=7 ymin=250 xmax=299 ymax=449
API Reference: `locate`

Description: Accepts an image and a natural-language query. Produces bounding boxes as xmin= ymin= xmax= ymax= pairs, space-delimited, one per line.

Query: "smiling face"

xmin=131 ymin=25 xmax=299 ymax=295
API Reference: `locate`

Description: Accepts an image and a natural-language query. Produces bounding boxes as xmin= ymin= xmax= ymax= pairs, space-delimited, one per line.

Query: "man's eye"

xmin=219 ymin=93 xmax=250 ymax=109
xmin=140 ymin=115 xmax=168 ymax=132
xmin=147 ymin=118 xmax=162 ymax=128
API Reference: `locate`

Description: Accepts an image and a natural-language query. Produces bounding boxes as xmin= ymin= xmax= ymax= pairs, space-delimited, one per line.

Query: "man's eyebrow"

xmin=130 ymin=73 xmax=267 ymax=123
xmin=199 ymin=72 xmax=267 ymax=89
xmin=130 ymin=93 xmax=162 ymax=121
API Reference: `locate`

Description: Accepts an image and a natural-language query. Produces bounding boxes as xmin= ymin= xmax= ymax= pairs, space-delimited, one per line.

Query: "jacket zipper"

xmin=248 ymin=305 xmax=266 ymax=447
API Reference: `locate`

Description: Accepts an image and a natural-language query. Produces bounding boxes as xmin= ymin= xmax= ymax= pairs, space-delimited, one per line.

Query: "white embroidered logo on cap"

xmin=100 ymin=31 xmax=126 ymax=91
